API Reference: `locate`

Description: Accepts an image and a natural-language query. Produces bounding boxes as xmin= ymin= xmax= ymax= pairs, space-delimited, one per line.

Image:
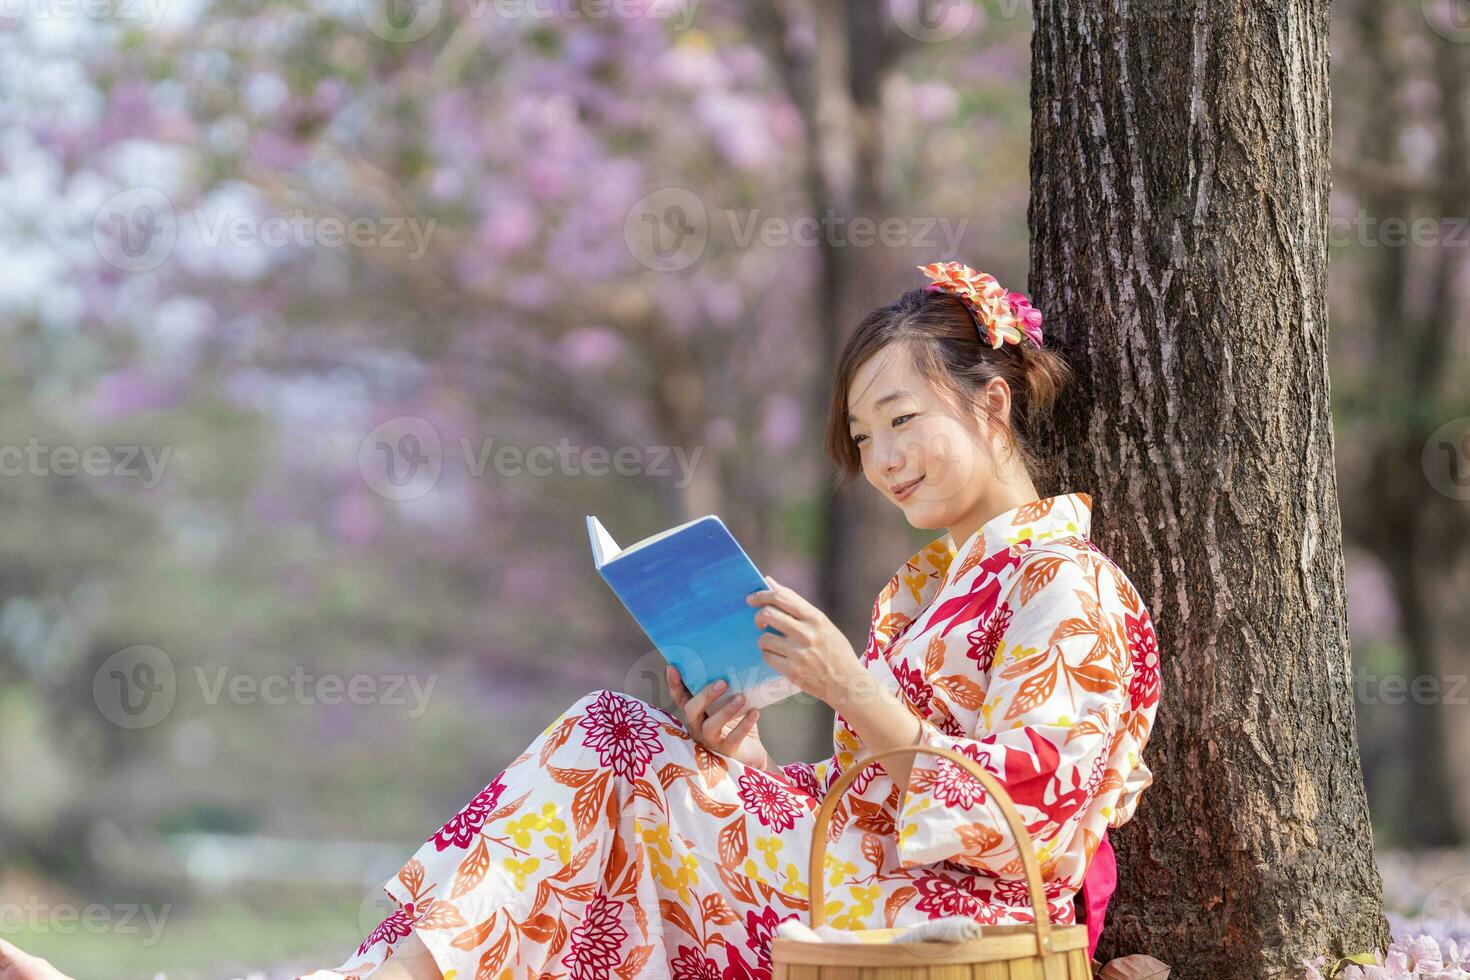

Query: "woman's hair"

xmin=824 ymin=286 xmax=1074 ymax=491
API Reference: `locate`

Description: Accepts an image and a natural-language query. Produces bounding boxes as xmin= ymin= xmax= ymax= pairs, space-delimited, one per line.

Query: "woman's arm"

xmin=746 ymin=578 xmax=917 ymax=787
xmin=746 ymin=576 xmax=924 ymax=783
xmin=822 ymin=674 xmax=925 ymax=786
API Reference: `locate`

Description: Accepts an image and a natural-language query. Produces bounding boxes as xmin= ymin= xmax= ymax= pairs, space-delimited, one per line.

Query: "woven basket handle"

xmin=805 ymin=742 xmax=1055 ymax=953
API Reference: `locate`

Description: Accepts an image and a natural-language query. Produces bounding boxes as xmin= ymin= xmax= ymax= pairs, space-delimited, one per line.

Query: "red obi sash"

xmin=1078 ymin=830 xmax=1117 ymax=962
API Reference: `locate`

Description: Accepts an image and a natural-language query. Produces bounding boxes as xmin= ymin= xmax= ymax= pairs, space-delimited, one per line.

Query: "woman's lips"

xmin=894 ymin=476 xmax=923 ymax=501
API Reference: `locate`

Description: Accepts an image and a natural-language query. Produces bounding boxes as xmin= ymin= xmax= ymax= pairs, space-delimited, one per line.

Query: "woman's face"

xmin=845 ymin=343 xmax=1007 ymax=531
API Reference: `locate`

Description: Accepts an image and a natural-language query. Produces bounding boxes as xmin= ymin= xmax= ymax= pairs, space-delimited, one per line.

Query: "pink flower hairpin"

xmin=917 ymin=261 xmax=1044 ymax=349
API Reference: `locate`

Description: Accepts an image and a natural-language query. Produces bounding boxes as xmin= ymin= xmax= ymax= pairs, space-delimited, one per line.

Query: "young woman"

xmin=0 ymin=262 xmax=1160 ymax=980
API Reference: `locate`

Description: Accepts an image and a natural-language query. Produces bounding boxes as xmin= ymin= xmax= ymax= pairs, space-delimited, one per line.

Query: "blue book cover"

xmin=587 ymin=514 xmax=801 ymax=711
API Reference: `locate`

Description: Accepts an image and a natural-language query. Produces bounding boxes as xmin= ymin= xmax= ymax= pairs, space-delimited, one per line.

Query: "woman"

xmin=0 ymin=262 xmax=1160 ymax=980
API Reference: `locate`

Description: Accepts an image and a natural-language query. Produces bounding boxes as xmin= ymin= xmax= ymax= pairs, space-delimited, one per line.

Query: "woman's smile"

xmin=892 ymin=474 xmax=924 ymax=501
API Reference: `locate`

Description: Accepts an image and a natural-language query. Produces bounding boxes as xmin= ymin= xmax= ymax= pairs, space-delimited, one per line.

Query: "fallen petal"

xmin=1099 ymin=954 xmax=1171 ymax=980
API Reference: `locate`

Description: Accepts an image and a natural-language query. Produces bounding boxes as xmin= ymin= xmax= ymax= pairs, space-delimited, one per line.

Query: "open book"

xmin=587 ymin=514 xmax=802 ymax=712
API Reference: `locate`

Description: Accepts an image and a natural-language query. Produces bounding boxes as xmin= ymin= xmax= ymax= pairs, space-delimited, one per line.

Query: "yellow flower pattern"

xmin=637 ymin=820 xmax=703 ymax=904
xmin=304 ymin=493 xmax=1159 ymax=980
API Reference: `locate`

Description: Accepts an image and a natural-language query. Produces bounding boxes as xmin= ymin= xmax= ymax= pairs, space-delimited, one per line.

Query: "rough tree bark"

xmin=1026 ymin=1 xmax=1391 ymax=975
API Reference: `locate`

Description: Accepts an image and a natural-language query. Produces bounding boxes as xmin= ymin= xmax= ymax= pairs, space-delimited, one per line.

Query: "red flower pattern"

xmin=737 ymin=770 xmax=804 ymax=833
xmin=966 ymin=605 xmax=1012 ymax=672
xmin=577 ymin=688 xmax=662 ymax=779
xmin=302 ymin=494 xmax=1157 ymax=979
xmin=912 ymin=873 xmax=991 ymax=918
xmin=671 ymin=945 xmax=723 ymax=980
xmin=995 ymin=873 xmax=1079 ymax=907
xmin=562 ymin=894 xmax=628 ymax=980
xmin=925 ymin=745 xmax=994 ymax=809
xmin=357 ymin=903 xmax=416 ymax=956
xmin=744 ymin=906 xmax=798 ymax=978
xmin=429 ymin=774 xmax=506 ymax=851
xmin=892 ymin=657 xmax=934 ymax=711
xmin=1126 ymin=610 xmax=1161 ymax=709
xmin=778 ymin=761 xmax=821 ymax=800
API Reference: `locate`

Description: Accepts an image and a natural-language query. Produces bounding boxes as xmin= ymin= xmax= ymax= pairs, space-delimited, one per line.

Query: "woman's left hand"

xmin=747 ymin=575 xmax=863 ymax=709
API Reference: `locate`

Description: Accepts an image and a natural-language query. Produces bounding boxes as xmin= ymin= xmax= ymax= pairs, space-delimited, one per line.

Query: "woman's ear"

xmin=967 ymin=379 xmax=1011 ymax=439
xmin=983 ymin=375 xmax=1012 ymax=421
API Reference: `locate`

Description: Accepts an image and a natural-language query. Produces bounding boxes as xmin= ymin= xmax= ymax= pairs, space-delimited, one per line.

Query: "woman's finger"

xmin=756 ymin=632 xmax=796 ymax=660
xmin=746 ymin=582 xmax=803 ymax=619
xmin=669 ymin=670 xmax=713 ymax=738
xmin=754 ymin=603 xmax=802 ymax=638
xmin=766 ymin=575 xmax=821 ymax=615
xmin=702 ymin=691 xmax=745 ymax=739
xmin=773 ymin=578 xmax=825 ymax=621
xmin=701 ymin=692 xmax=746 ymax=743
xmin=689 ymin=678 xmax=728 ymax=720
xmin=684 ymin=681 xmax=729 ymax=746
xmin=666 ymin=666 xmax=689 ymax=707
xmin=719 ymin=707 xmax=759 ymax=751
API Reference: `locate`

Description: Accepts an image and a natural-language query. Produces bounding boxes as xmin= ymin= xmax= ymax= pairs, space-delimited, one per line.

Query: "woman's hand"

xmin=747 ymin=575 xmax=864 ymax=709
xmin=666 ymin=665 xmax=772 ymax=772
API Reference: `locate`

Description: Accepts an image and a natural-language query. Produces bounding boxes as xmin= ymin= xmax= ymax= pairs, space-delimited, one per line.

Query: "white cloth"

xmin=774 ymin=921 xmax=862 ymax=944
xmin=775 ymin=915 xmax=983 ymax=945
xmin=893 ymin=916 xmax=983 ymax=942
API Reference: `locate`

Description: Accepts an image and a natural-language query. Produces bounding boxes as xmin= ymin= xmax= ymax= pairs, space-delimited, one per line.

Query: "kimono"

xmin=300 ymin=491 xmax=1159 ymax=980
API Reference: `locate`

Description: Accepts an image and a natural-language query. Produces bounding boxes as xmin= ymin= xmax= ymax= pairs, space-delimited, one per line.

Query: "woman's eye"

xmin=852 ymin=414 xmax=914 ymax=446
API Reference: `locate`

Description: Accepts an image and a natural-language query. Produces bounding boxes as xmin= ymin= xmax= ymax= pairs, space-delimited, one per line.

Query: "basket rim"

xmin=769 ymin=922 xmax=1090 ymax=966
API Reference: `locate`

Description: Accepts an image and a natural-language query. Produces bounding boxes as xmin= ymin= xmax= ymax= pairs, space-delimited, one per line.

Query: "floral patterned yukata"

xmin=300 ymin=491 xmax=1159 ymax=980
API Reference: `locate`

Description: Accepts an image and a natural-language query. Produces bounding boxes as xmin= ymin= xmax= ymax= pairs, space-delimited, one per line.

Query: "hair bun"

xmin=1016 ymin=342 xmax=1073 ymax=420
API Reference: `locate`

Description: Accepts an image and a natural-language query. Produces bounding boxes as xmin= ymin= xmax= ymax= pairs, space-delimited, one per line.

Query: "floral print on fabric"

xmin=298 ymin=492 xmax=1158 ymax=978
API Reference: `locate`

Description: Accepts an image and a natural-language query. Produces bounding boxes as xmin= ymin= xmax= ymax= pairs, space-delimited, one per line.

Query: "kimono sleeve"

xmin=894 ymin=553 xmax=1128 ymax=874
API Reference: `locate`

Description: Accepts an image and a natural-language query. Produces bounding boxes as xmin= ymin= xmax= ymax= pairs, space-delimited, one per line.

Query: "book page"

xmin=612 ymin=515 xmax=713 ymax=559
xmin=586 ymin=516 xmax=622 ymax=568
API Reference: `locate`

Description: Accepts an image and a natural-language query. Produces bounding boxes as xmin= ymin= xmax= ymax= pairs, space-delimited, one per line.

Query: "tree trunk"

xmin=745 ymin=0 xmax=901 ymax=761
xmin=1027 ymin=2 xmax=1391 ymax=974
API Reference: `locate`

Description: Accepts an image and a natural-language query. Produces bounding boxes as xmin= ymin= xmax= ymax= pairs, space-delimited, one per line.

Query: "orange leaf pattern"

xmin=298 ymin=492 xmax=1159 ymax=979
xmin=880 ymin=493 xmax=1158 ymax=910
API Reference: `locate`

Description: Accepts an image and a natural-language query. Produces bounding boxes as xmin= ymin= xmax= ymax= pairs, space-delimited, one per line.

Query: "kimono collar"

xmin=871 ymin=492 xmax=1094 ymax=656
xmin=941 ymin=490 xmax=1094 ymax=595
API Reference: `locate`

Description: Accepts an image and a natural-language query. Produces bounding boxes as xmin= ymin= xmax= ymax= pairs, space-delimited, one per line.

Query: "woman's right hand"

xmin=666 ymin=665 xmax=773 ymax=772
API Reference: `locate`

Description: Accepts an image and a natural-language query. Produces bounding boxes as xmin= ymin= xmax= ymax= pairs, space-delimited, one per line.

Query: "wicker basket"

xmin=770 ymin=743 xmax=1092 ymax=980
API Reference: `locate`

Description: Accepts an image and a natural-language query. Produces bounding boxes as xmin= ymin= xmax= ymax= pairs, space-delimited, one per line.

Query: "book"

xmin=587 ymin=513 xmax=802 ymax=712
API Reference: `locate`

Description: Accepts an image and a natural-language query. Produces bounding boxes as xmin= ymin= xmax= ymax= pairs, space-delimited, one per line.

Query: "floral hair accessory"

xmin=917 ymin=261 xmax=1044 ymax=349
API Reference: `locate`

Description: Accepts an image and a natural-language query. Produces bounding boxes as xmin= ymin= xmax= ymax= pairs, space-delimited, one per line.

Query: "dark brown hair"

xmin=824 ymin=286 xmax=1074 ymax=491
